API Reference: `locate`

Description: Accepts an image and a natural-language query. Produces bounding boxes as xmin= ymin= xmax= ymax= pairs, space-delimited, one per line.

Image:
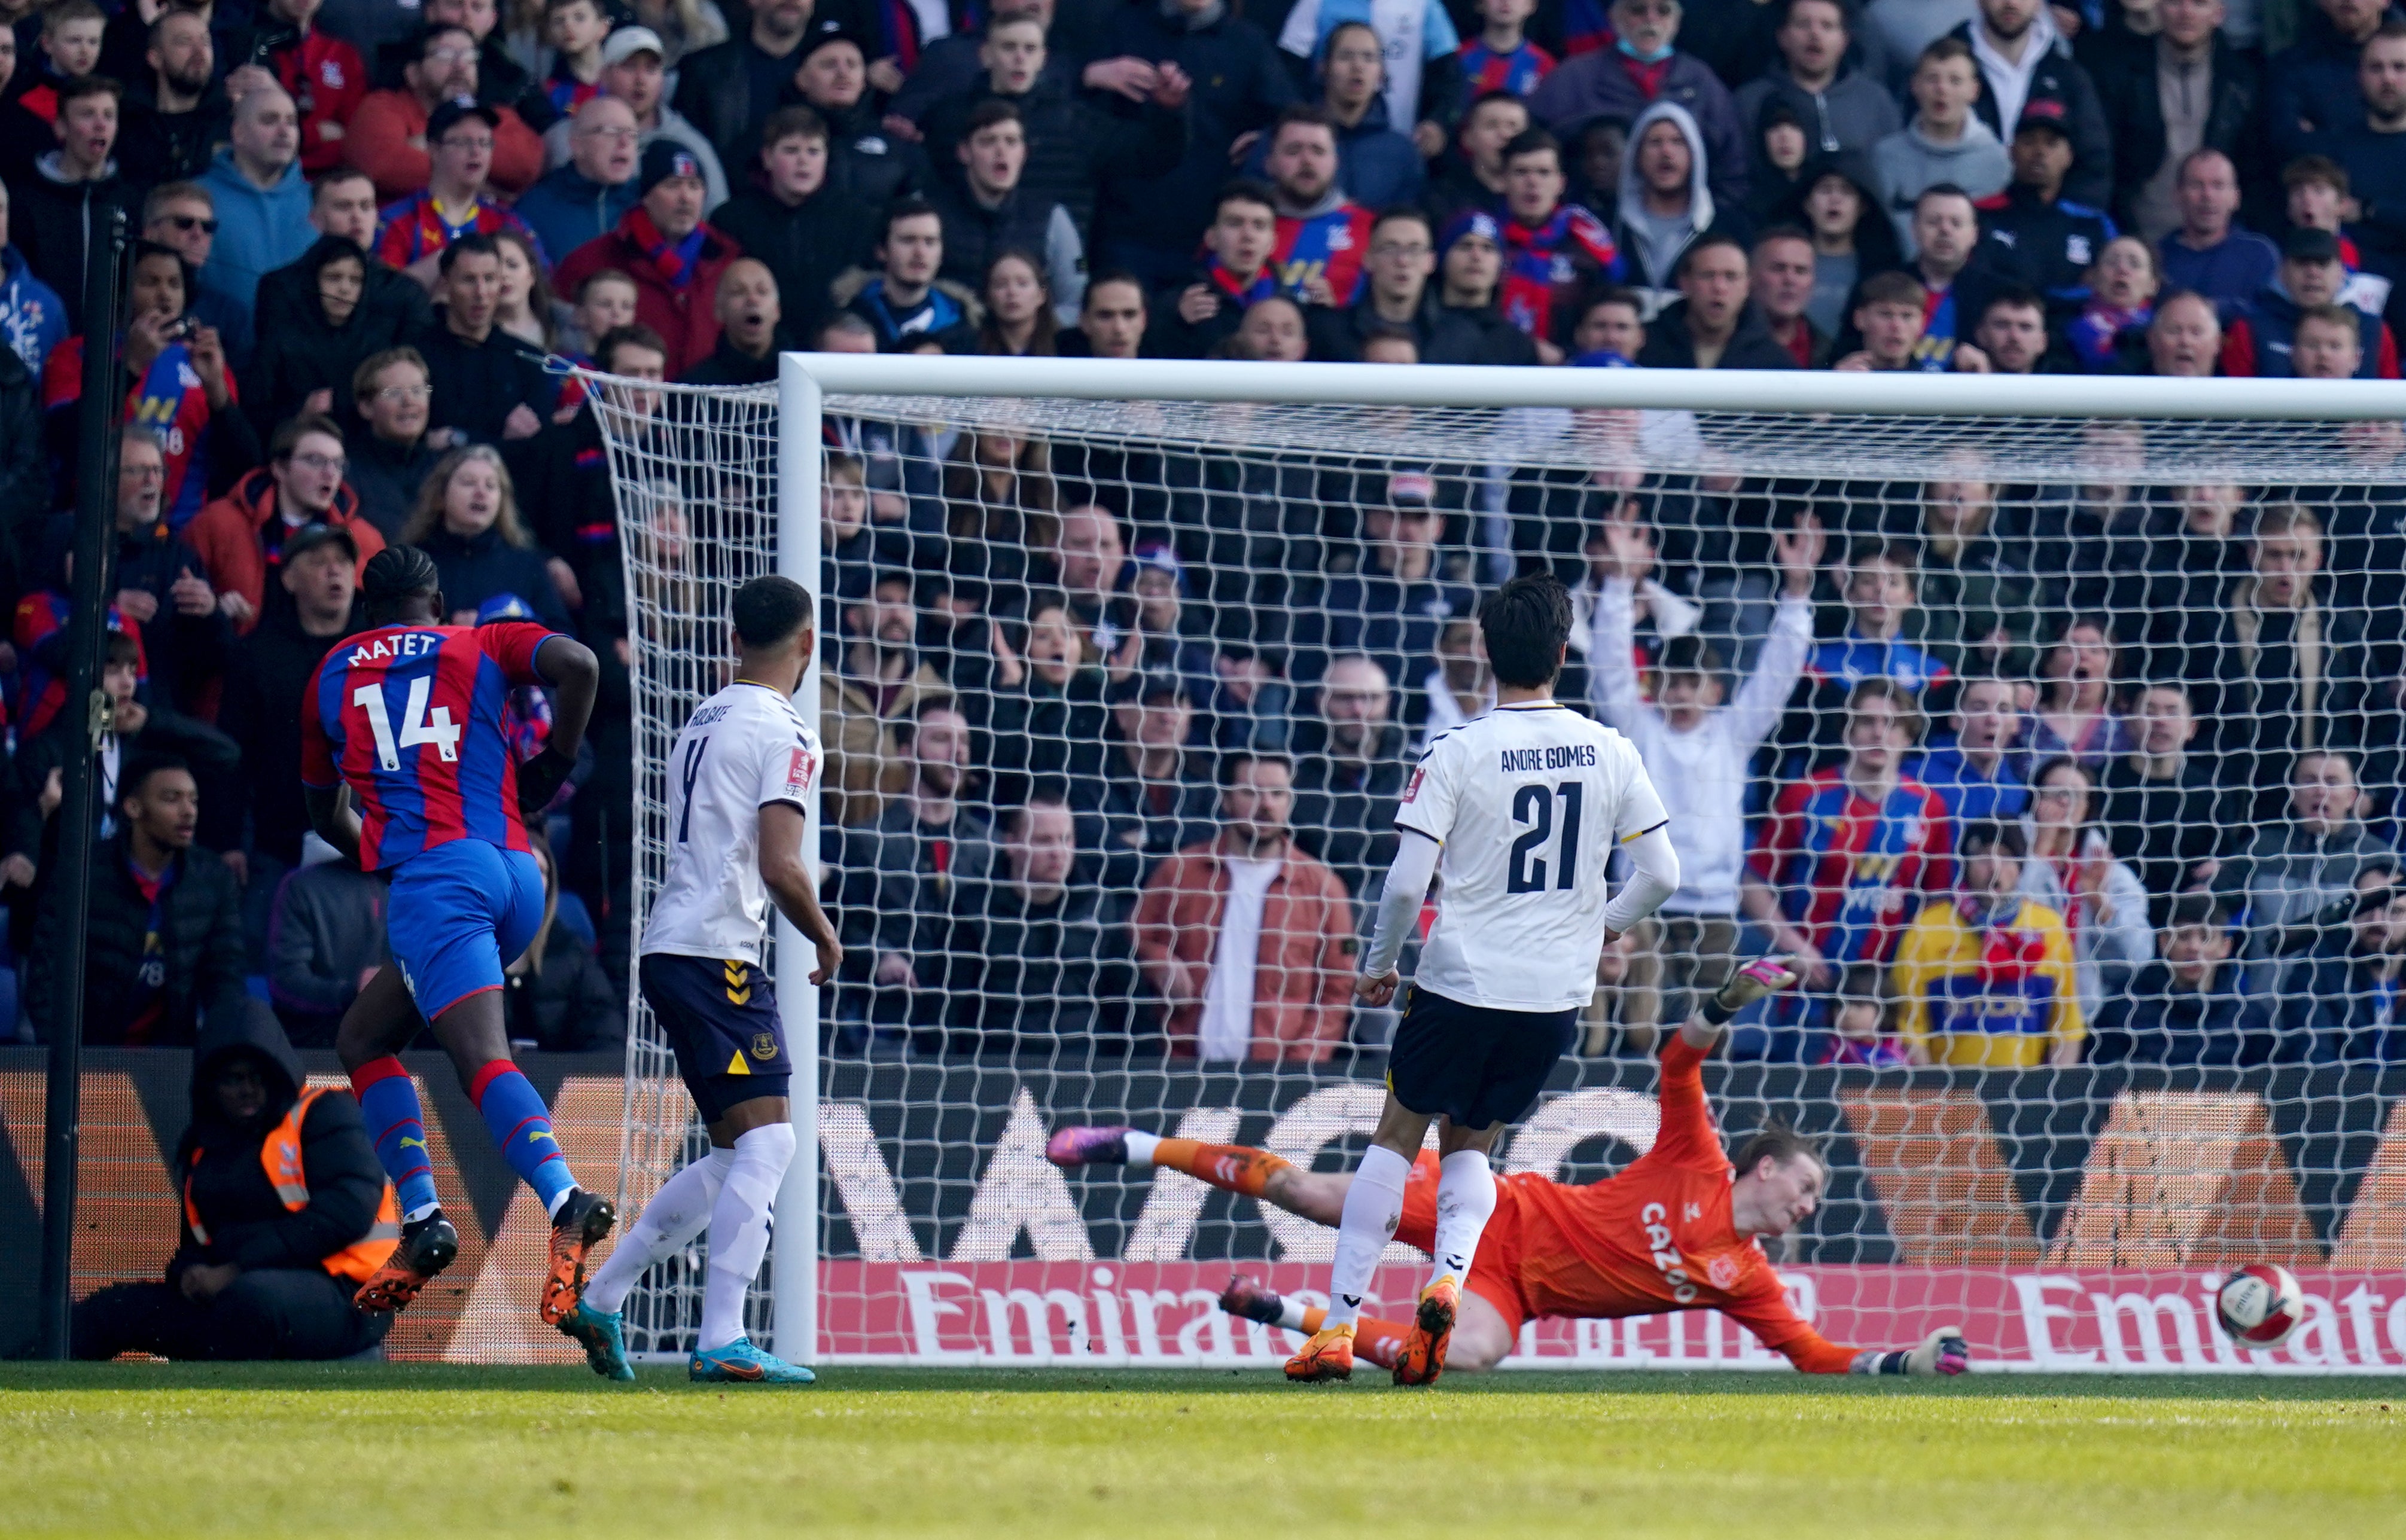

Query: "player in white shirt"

xmin=559 ymin=575 xmax=843 ymax=1386
xmin=1287 ymin=572 xmax=1682 ymax=1386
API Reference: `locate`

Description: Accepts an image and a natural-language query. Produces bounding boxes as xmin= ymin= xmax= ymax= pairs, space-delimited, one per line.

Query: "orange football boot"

xmin=1284 ymin=1322 xmax=1357 ymax=1382
xmin=1393 ymin=1277 xmax=1459 ymax=1386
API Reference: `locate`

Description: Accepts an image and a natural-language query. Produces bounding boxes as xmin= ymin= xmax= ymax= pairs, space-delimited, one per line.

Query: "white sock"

xmin=1123 ymin=1130 xmax=1161 ymax=1166
xmin=1275 ymin=1295 xmax=1310 ymax=1332
xmin=1323 ymin=1145 xmax=1412 ymax=1329
xmin=583 ymin=1148 xmax=733 ymax=1315
xmin=698 ymin=1124 xmax=797 ymax=1353
xmin=1429 ymin=1149 xmax=1497 ymax=1290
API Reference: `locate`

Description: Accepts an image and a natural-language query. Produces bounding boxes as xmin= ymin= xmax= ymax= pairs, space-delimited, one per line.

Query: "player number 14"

xmin=353 ymin=678 xmax=462 ymax=769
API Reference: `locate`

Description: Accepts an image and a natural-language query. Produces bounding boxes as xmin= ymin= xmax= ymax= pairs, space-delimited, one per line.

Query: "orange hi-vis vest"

xmin=183 ymin=1086 xmax=401 ymax=1282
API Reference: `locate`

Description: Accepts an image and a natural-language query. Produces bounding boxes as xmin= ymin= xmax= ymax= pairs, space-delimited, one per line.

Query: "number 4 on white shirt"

xmin=354 ymin=677 xmax=462 ymax=769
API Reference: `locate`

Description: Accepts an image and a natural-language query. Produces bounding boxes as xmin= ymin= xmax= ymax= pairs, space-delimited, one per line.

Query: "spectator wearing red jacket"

xmin=553 ymin=141 xmax=742 ymax=376
xmin=344 ymin=24 xmax=545 ymax=203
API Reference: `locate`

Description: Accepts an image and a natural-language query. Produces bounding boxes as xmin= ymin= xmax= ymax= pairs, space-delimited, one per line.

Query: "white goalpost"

xmin=577 ymin=354 xmax=2406 ymax=1373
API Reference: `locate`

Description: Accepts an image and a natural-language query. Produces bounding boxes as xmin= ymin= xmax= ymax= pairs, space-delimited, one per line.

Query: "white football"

xmin=2215 ymin=1263 xmax=2304 ymax=1350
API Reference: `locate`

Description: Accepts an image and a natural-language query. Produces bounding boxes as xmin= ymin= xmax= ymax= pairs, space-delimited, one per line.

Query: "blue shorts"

xmin=1387 ymin=985 xmax=1578 ymax=1130
xmin=386 ymin=841 xmax=547 ymax=1020
xmin=638 ymin=953 xmax=790 ymax=1122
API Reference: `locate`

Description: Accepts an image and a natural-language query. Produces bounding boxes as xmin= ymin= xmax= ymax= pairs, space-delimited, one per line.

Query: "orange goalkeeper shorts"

xmin=1393 ymin=1152 xmax=1534 ymax=1338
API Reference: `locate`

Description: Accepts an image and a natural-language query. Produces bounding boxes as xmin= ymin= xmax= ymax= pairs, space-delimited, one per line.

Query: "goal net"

xmin=580 ymin=358 xmax=2406 ymax=1373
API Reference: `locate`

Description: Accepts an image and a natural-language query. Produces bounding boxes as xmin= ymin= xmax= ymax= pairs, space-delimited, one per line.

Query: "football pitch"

xmin=7 ymin=1366 xmax=2406 ymax=1539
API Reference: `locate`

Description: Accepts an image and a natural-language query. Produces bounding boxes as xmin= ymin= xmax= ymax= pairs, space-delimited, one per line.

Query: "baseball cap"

xmin=2012 ymin=97 xmax=2072 ymax=142
xmin=639 ymin=138 xmax=708 ymax=196
xmin=426 ymin=96 xmax=501 ymax=143
xmin=601 ymin=25 xmax=666 ymax=66
xmin=476 ymin=593 xmax=539 ymax=624
xmin=797 ymin=16 xmax=864 ymax=64
xmin=1388 ymin=469 xmax=1436 ymax=508
xmin=282 ymin=523 xmax=359 ymax=565
xmin=2283 ymin=225 xmax=2342 ymax=264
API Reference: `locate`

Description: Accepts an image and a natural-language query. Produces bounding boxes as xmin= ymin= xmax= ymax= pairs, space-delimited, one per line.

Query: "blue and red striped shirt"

xmin=1749 ymin=767 xmax=1953 ymax=967
xmin=1457 ymin=37 xmax=1554 ymax=95
xmin=298 ymin=621 xmax=555 ymax=870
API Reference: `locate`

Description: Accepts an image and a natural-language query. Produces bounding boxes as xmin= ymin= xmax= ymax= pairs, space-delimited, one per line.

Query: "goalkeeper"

xmin=1049 ymin=958 xmax=1969 ymax=1380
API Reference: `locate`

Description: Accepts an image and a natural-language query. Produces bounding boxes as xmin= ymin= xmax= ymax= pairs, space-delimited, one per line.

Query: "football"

xmin=2216 ymin=1263 xmax=2305 ymax=1349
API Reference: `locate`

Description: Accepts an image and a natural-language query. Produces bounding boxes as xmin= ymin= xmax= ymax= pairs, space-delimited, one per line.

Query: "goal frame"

xmin=767 ymin=353 xmax=2406 ymax=1365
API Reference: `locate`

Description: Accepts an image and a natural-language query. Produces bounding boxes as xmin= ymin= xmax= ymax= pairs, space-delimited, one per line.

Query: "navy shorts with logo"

xmin=1387 ymin=985 xmax=1579 ymax=1129
xmin=638 ymin=953 xmax=790 ymax=1123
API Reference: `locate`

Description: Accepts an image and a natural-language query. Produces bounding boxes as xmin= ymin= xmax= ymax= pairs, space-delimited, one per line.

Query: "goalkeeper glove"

xmin=1699 ymin=955 xmax=1798 ymax=1026
xmin=1903 ymin=1326 xmax=1971 ymax=1377
xmin=516 ymin=746 xmax=575 ymax=819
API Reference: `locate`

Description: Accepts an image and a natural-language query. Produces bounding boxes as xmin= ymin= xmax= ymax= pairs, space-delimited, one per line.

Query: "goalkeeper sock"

xmin=582 ymin=1147 xmax=734 ymax=1315
xmin=351 ymin=1057 xmax=441 ymax=1221
xmin=699 ymin=1123 xmax=796 ymax=1352
xmin=1147 ymin=1139 xmax=1293 ymax=1198
xmin=1298 ymin=1304 xmax=1411 ymax=1370
xmin=468 ymin=1061 xmax=578 ymax=1216
xmin=1428 ymin=1149 xmax=1497 ymax=1289
xmin=1324 ymin=1144 xmax=1411 ymax=1329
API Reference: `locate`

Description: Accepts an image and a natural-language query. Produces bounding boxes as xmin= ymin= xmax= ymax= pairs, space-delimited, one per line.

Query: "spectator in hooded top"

xmin=1874 ymin=36 xmax=2014 ymax=248
xmin=1528 ymin=0 xmax=1749 ymax=213
xmin=1245 ymin=21 xmax=1424 ymax=211
xmin=69 ymin=1004 xmax=394 ymax=1359
xmin=1793 ymin=153 xmax=1905 ymax=335
xmin=1973 ymin=100 xmax=2118 ymax=321
xmin=668 ymin=0 xmax=815 ymax=169
xmin=1947 ymin=0 xmax=2115 ymax=209
xmin=2265 ymin=0 xmax=2393 ymax=164
xmin=1639 ymin=232 xmax=1800 ymax=367
xmin=118 ymin=5 xmax=233 ymax=185
xmin=185 ymin=413 xmax=387 ymax=638
xmin=373 ymin=99 xmax=546 ymax=291
xmin=2223 ymin=225 xmax=2402 ymax=378
xmin=920 ymin=10 xmax=1192 ymax=242
xmin=2154 ymin=149 xmax=2280 ymax=314
xmin=553 ymin=140 xmax=742 ymax=377
xmin=1092 ymin=0 xmax=1295 ymax=287
xmin=0 ymin=178 xmax=66 ymax=378
xmin=346 ymin=24 xmax=546 ymax=203
xmin=513 ymin=94 xmax=642 ymax=271
xmin=708 ymin=106 xmax=876 ymax=346
xmin=195 ymin=84 xmax=316 ymax=358
xmin=1615 ymin=100 xmax=1742 ymax=312
xmin=13 ymin=75 xmax=141 ymax=326
xmin=255 ymin=170 xmax=435 ymax=364
xmin=413 ymin=234 xmax=558 ymax=443
xmin=248 ymin=236 xmax=421 ymax=434
xmin=1734 ymin=0 xmax=1902 ymax=163
xmin=1496 ymin=126 xmax=1618 ymax=358
xmin=928 ymin=100 xmax=1086 ymax=322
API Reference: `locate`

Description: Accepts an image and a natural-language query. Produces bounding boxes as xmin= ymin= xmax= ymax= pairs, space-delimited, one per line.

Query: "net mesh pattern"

xmin=580 ymin=369 xmax=2406 ymax=1369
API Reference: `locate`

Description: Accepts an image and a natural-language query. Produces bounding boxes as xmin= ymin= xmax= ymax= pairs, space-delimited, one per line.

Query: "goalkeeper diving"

xmin=1048 ymin=957 xmax=1971 ymax=1379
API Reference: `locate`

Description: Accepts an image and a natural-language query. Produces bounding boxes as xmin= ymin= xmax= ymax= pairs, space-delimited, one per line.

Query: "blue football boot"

xmin=557 ymin=1297 xmax=635 ymax=1382
xmin=689 ymin=1337 xmax=817 ymax=1385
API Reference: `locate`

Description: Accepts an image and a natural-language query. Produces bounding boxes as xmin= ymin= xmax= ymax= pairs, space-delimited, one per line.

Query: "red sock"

xmin=1298 ymin=1304 xmax=1410 ymax=1368
xmin=1151 ymin=1139 xmax=1291 ymax=1198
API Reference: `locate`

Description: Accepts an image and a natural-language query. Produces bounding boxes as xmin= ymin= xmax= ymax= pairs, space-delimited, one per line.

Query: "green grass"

xmin=5 ymin=1365 xmax=2406 ymax=1539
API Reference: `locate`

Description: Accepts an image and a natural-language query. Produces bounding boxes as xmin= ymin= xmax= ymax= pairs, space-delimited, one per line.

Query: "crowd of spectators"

xmin=2 ymin=0 xmax=2404 ymax=1072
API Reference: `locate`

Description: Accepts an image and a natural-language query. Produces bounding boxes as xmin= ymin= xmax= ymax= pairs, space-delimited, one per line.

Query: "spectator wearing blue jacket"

xmin=196 ymin=85 xmax=317 ymax=359
xmin=1278 ymin=0 xmax=1462 ymax=153
xmin=0 ymin=182 xmax=66 ymax=377
xmin=513 ymin=96 xmax=642 ymax=271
